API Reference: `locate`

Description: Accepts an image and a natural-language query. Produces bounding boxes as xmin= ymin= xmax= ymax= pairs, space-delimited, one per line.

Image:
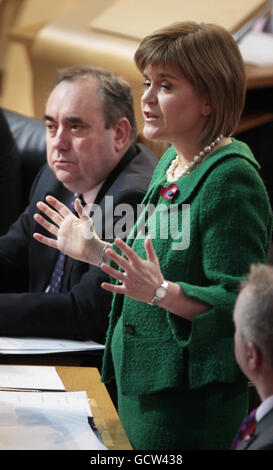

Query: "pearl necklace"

xmin=166 ymin=134 xmax=224 ymax=182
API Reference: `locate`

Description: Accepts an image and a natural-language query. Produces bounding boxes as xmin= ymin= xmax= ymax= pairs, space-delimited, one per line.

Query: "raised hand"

xmin=33 ymin=195 xmax=104 ymax=264
xmin=101 ymin=236 xmax=164 ymax=303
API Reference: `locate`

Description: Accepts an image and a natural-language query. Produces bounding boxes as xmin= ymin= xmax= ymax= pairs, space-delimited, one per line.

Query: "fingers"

xmin=44 ymin=195 xmax=72 ymax=218
xmin=144 ymin=235 xmax=159 ymax=263
xmin=101 ymin=281 xmax=125 ymax=294
xmin=115 ymin=236 xmax=158 ymax=264
xmin=114 ymin=238 xmax=141 ymax=264
xmin=100 ymin=237 xmax=162 ymax=300
xmin=74 ymin=198 xmax=90 ymax=221
xmin=33 ymin=232 xmax=58 ymax=249
xmin=36 ymin=200 xmax=64 ymax=227
xmin=100 ymin=259 xmax=127 ymax=283
xmin=103 ymin=245 xmax=129 ymax=271
xmin=35 ymin=195 xmax=79 ymax=230
xmin=33 ymin=213 xmax=59 ymax=237
xmin=103 ymin=237 xmax=158 ymax=274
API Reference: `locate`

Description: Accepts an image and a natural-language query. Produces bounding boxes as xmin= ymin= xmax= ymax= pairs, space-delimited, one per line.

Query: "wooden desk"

xmin=246 ymin=63 xmax=273 ymax=89
xmin=56 ymin=366 xmax=132 ymax=450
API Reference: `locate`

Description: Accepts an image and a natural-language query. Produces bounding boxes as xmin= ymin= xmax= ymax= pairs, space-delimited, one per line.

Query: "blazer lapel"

xmin=159 ymin=140 xmax=260 ymax=207
xmin=95 ymin=144 xmax=138 ymax=205
xmin=236 ymin=407 xmax=273 ymax=450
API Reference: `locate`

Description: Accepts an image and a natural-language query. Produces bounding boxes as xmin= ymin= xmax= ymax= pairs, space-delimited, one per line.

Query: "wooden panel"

xmin=89 ymin=0 xmax=269 ymax=40
xmin=6 ymin=0 xmax=273 ymax=148
xmin=236 ymin=110 xmax=273 ymax=133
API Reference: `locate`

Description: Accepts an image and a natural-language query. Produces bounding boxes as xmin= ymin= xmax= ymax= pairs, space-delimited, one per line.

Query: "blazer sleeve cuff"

xmin=167 ymin=281 xmax=237 ymax=348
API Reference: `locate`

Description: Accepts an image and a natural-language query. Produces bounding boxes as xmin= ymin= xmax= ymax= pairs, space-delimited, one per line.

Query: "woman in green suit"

xmin=34 ymin=22 xmax=272 ymax=449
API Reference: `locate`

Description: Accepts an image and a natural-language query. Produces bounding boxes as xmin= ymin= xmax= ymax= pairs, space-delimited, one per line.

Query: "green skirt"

xmin=111 ymin=318 xmax=248 ymax=450
xmin=117 ymin=380 xmax=248 ymax=450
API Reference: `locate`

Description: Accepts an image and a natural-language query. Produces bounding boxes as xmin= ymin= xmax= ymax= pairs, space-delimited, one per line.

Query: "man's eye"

xmin=45 ymin=123 xmax=56 ymax=132
xmin=71 ymin=124 xmax=84 ymax=133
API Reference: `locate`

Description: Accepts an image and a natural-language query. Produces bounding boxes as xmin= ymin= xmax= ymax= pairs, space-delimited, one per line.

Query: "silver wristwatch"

xmin=148 ymin=280 xmax=169 ymax=305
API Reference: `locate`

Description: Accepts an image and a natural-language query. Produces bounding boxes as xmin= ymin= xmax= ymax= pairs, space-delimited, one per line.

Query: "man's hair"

xmin=237 ymin=264 xmax=273 ymax=368
xmin=53 ymin=65 xmax=138 ymax=142
xmin=134 ymin=21 xmax=246 ymax=146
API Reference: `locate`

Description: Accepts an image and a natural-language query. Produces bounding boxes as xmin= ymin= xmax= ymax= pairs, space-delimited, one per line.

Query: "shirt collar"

xmin=82 ymin=180 xmax=105 ymax=206
xmin=255 ymin=394 xmax=273 ymax=422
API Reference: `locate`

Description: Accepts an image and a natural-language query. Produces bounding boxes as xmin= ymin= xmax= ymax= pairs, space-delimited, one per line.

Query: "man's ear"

xmin=247 ymin=341 xmax=261 ymax=372
xmin=113 ymin=117 xmax=131 ymax=152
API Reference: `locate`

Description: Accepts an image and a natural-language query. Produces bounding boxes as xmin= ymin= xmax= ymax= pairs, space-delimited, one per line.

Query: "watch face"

xmin=156 ymin=286 xmax=167 ymax=299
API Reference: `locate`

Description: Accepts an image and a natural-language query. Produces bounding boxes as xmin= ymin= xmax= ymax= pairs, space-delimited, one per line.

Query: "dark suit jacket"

xmin=236 ymin=407 xmax=273 ymax=450
xmin=0 ymin=143 xmax=157 ymax=344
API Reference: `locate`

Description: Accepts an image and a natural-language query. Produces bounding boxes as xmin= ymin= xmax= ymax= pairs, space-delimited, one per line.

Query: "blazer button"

xmin=125 ymin=323 xmax=135 ymax=335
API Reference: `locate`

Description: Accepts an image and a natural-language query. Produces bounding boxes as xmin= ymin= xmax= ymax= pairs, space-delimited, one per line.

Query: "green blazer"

xmin=101 ymin=139 xmax=272 ymax=396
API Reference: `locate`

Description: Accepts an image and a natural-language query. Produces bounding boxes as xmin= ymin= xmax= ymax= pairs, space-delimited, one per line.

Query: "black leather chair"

xmin=0 ymin=108 xmax=46 ymax=235
xmin=3 ymin=109 xmax=46 ymax=205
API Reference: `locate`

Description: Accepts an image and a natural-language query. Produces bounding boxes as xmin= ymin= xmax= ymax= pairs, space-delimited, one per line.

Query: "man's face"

xmin=45 ymin=78 xmax=118 ymax=194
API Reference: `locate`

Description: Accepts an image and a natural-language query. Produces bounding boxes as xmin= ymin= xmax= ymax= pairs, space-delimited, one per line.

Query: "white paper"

xmin=0 ymin=366 xmax=65 ymax=391
xmin=0 ymin=336 xmax=105 ymax=354
xmin=0 ymin=390 xmax=106 ymax=450
xmin=238 ymin=31 xmax=273 ymax=66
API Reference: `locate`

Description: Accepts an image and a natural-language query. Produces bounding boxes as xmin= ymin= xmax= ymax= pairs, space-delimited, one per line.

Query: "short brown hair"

xmin=135 ymin=22 xmax=246 ymax=146
xmin=53 ymin=65 xmax=137 ymax=142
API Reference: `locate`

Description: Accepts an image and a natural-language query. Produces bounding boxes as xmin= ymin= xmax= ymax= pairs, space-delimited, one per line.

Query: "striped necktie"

xmin=46 ymin=193 xmax=83 ymax=293
xmin=231 ymin=408 xmax=257 ymax=449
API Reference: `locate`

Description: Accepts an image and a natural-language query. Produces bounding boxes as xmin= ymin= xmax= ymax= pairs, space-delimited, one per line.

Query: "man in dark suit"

xmin=232 ymin=263 xmax=273 ymax=450
xmin=0 ymin=65 xmax=157 ymax=345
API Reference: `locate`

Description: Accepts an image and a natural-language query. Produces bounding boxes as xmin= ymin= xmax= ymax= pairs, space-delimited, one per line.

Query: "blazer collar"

xmin=155 ymin=139 xmax=260 ymax=206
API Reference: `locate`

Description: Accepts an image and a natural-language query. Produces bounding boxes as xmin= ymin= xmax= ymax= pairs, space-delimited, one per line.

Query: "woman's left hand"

xmin=101 ymin=236 xmax=164 ymax=303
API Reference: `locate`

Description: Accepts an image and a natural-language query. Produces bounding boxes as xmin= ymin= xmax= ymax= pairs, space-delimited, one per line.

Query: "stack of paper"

xmin=0 ymin=365 xmax=66 ymax=391
xmin=0 ymin=336 xmax=105 ymax=355
xmin=0 ymin=390 xmax=106 ymax=450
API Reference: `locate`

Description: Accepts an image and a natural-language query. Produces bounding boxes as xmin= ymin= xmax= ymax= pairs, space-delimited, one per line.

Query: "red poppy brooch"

xmin=159 ymin=183 xmax=179 ymax=200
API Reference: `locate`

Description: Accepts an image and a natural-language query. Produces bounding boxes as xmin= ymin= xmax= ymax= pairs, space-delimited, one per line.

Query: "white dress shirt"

xmin=83 ymin=181 xmax=104 ymax=206
xmin=255 ymin=394 xmax=273 ymax=422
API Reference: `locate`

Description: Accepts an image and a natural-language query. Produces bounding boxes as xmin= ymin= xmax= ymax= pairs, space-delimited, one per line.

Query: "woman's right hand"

xmin=33 ymin=195 xmax=104 ymax=264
